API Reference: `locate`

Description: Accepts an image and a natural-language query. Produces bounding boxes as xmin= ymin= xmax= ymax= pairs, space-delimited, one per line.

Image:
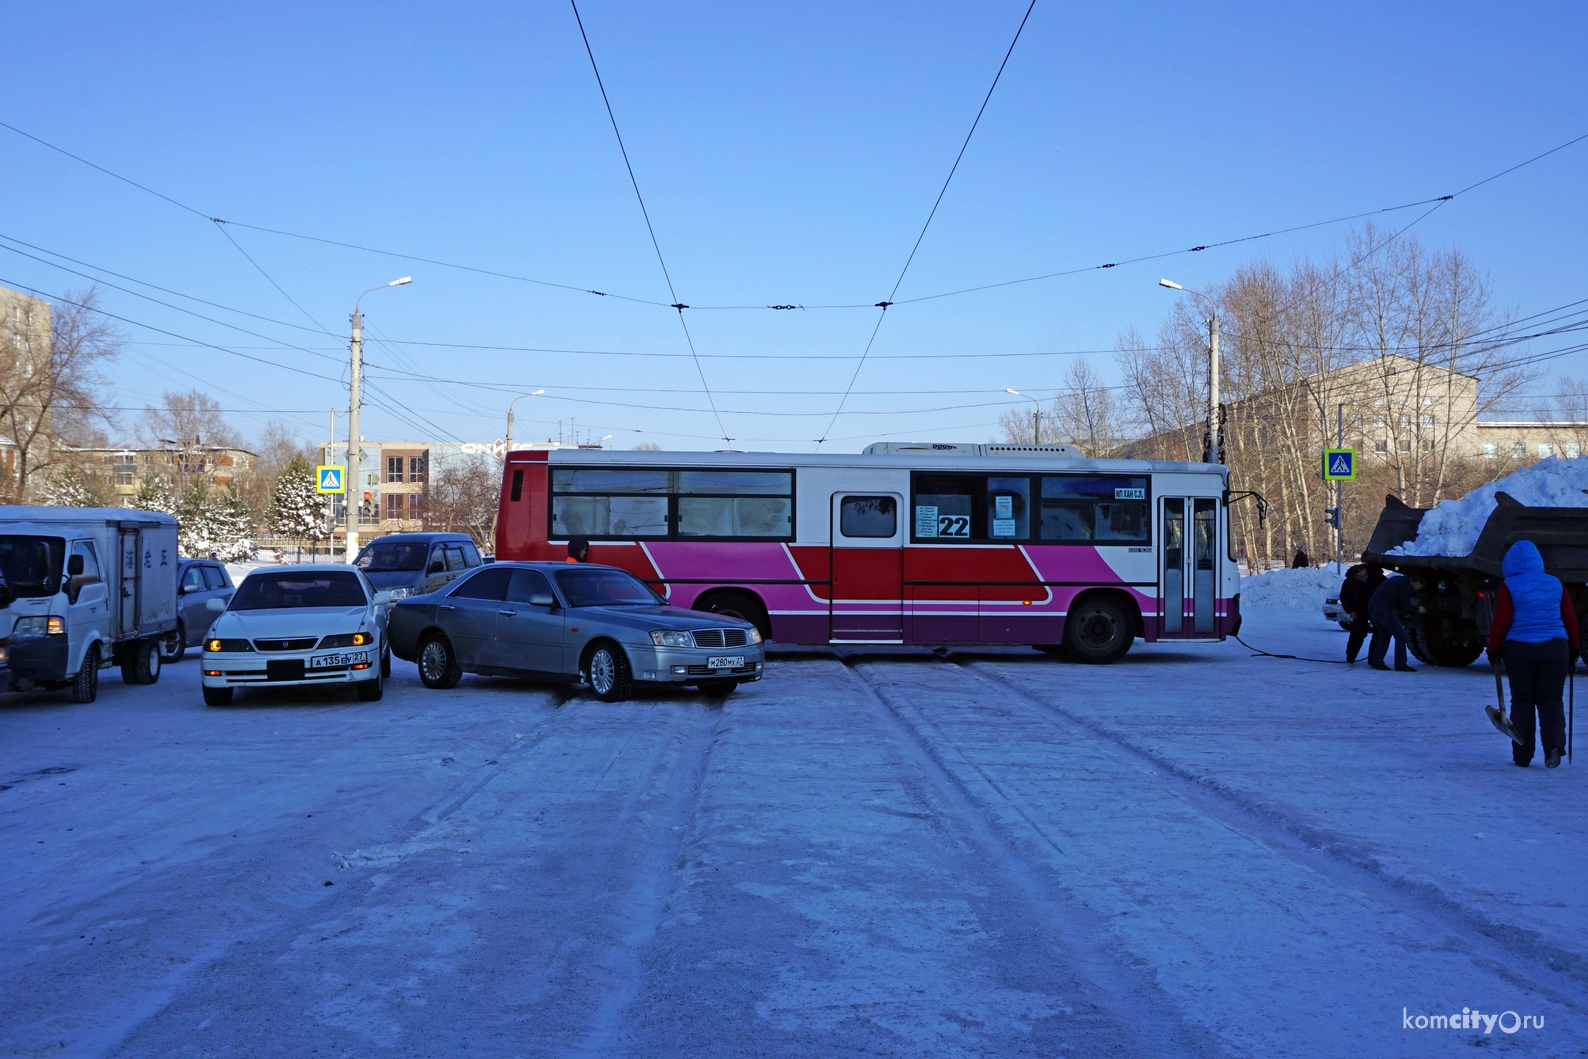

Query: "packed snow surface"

xmin=3 ymin=616 xmax=1584 ymax=1056
xmin=1391 ymin=455 xmax=1588 ymax=557
xmin=1237 ymin=563 xmax=1346 ymax=610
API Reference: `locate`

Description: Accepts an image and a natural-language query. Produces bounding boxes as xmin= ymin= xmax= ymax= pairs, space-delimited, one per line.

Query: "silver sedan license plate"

xmin=706 ymin=655 xmax=744 ymax=670
xmin=311 ymin=651 xmax=367 ymax=668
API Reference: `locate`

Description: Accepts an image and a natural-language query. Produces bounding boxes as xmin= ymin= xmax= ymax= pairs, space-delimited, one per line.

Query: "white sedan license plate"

xmin=706 ymin=655 xmax=744 ymax=670
xmin=311 ymin=651 xmax=367 ymax=668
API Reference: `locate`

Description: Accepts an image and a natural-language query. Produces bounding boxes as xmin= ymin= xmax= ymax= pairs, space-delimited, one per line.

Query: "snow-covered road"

xmin=3 ymin=611 xmax=1583 ymax=1057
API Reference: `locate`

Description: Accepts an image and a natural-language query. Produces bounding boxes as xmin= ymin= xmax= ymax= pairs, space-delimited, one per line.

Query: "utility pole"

xmin=1005 ymin=389 xmax=1041 ymax=444
xmin=1208 ymin=313 xmax=1221 ymax=465
xmin=345 ymin=278 xmax=412 ymax=563
xmin=504 ymin=390 xmax=545 ymax=458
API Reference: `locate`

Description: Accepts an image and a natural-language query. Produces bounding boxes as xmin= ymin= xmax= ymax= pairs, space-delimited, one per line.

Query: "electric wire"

xmin=818 ymin=0 xmax=1037 ymax=445
xmin=569 ymin=0 xmax=731 ymax=443
xmin=210 ymin=221 xmax=334 ymax=334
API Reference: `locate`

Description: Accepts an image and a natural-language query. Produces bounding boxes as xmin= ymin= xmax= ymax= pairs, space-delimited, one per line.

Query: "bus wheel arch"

xmin=1062 ymin=590 xmax=1139 ymax=665
xmin=691 ymin=588 xmax=772 ymax=641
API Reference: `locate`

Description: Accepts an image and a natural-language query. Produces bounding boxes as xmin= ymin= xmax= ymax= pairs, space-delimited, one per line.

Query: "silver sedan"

xmin=387 ymin=562 xmax=765 ymax=701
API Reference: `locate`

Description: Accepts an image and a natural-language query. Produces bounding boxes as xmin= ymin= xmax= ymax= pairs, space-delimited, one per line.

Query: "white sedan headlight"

xmin=650 ymin=630 xmax=695 ymax=648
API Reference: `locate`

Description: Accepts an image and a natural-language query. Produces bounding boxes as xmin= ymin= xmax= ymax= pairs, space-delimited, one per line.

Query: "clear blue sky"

xmin=2 ymin=1 xmax=1584 ymax=452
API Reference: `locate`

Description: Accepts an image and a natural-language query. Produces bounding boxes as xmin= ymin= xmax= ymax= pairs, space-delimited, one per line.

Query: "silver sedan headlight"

xmin=746 ymin=627 xmax=763 ymax=645
xmin=650 ymin=630 xmax=695 ymax=648
xmin=385 ymin=587 xmax=412 ymax=601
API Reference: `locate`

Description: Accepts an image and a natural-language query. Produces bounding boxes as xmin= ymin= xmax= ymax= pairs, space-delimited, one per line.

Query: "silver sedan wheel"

xmin=420 ymin=640 xmax=449 ymax=683
xmin=589 ymin=648 xmax=616 ymax=695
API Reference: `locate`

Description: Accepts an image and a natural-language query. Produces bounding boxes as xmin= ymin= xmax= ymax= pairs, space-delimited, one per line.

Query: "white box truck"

xmin=0 ymin=506 xmax=180 ymax=701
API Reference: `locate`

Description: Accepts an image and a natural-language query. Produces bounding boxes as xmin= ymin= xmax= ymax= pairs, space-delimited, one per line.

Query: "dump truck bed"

xmin=1361 ymin=491 xmax=1588 ymax=582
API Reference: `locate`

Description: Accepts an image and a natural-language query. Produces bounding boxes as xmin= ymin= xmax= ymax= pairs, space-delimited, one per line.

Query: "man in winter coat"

xmin=1339 ymin=563 xmax=1386 ymax=663
xmin=1367 ymin=571 xmax=1426 ymax=671
xmin=1487 ymin=539 xmax=1580 ymax=768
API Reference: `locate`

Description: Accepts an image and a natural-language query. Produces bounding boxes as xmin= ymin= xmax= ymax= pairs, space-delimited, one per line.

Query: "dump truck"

xmin=0 ymin=506 xmax=180 ymax=700
xmin=1361 ymin=492 xmax=1588 ymax=667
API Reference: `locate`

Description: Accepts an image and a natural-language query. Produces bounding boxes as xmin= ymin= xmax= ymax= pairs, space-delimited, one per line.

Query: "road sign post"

xmin=1323 ymin=446 xmax=1356 ymax=571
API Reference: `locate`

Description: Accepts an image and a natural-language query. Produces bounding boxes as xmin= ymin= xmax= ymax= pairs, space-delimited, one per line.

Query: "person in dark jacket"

xmin=1487 ymin=540 xmax=1580 ymax=768
xmin=1367 ymin=571 xmax=1425 ymax=671
xmin=566 ymin=538 xmax=590 ymax=563
xmin=1292 ymin=548 xmax=1310 ymax=569
xmin=1339 ymin=563 xmax=1386 ymax=663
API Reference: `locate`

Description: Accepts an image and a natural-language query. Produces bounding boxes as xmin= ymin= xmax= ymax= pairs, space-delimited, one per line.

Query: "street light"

xmin=504 ymin=390 xmax=546 ymax=455
xmin=1159 ymin=278 xmax=1221 ymax=464
xmin=1005 ymin=389 xmax=1042 ymax=444
xmin=345 ymin=277 xmax=413 ymax=563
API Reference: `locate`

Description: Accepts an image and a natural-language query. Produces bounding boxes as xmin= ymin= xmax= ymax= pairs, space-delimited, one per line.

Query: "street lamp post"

xmin=346 ymin=277 xmax=412 ymax=562
xmin=504 ymin=390 xmax=546 ymax=456
xmin=1005 ymin=389 xmax=1042 ymax=444
xmin=1159 ymin=279 xmax=1221 ymax=465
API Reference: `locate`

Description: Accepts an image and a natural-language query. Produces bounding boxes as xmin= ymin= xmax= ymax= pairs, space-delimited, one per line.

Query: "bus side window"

xmin=510 ymin=469 xmax=524 ymax=502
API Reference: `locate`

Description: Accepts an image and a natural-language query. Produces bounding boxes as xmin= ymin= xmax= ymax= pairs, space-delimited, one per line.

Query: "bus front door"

xmin=1158 ymin=497 xmax=1217 ymax=638
xmin=829 ymin=493 xmax=904 ymax=643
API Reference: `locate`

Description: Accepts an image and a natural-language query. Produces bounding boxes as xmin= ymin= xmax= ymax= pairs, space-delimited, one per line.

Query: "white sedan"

xmin=199 ymin=565 xmax=391 ymax=706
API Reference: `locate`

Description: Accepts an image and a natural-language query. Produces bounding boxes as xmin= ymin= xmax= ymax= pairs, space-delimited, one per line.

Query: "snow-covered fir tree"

xmin=37 ymin=465 xmax=101 ymax=507
xmin=176 ymin=482 xmax=212 ymax=557
xmin=132 ymin=475 xmax=178 ymax=517
xmin=266 ymin=455 xmax=331 ymax=554
xmin=204 ymin=488 xmax=258 ymax=562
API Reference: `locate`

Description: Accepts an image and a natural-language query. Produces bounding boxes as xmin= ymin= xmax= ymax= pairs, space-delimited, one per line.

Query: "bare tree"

xmin=632 ymin=442 xmax=663 ymax=451
xmin=426 ymin=455 xmax=499 ymax=550
xmin=136 ymin=389 xmax=244 ymax=451
xmin=1050 ymin=358 xmax=1121 ymax=456
xmin=0 ymin=286 xmax=120 ymax=501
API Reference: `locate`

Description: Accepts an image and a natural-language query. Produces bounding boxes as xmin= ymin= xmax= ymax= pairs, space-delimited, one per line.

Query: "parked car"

xmin=1321 ymin=594 xmax=1350 ymax=630
xmin=387 ymin=562 xmax=765 ymax=701
xmin=352 ymin=533 xmax=485 ymax=603
xmin=199 ymin=565 xmax=391 ymax=706
xmin=163 ymin=559 xmax=236 ymax=661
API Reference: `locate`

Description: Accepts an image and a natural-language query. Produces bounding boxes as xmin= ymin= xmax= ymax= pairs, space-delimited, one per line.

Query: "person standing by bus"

xmin=566 ymin=538 xmax=590 ymax=563
xmin=1340 ymin=563 xmax=1385 ymax=663
xmin=1487 ymin=540 xmax=1579 ymax=769
xmin=1368 ymin=571 xmax=1425 ymax=671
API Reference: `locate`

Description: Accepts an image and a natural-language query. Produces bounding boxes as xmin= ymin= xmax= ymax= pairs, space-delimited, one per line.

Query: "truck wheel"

xmin=1405 ymin=627 xmax=1435 ymax=666
xmin=1420 ymin=621 xmax=1483 ymax=667
xmin=1063 ymin=596 xmax=1134 ymax=665
xmin=72 ymin=644 xmax=99 ymax=703
xmin=160 ymin=626 xmax=185 ymax=663
xmin=586 ymin=642 xmax=633 ymax=702
xmin=203 ymin=685 xmax=234 ymax=706
xmin=122 ymin=639 xmax=162 ymax=685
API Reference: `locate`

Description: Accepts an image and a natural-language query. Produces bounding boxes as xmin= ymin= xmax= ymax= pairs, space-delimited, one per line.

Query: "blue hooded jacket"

xmin=1500 ymin=540 xmax=1566 ymax=644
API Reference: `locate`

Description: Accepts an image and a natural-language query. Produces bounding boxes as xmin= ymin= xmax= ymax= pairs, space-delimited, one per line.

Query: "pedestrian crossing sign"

xmin=316 ymin=465 xmax=346 ymax=493
xmin=1322 ymin=449 xmax=1357 ymax=481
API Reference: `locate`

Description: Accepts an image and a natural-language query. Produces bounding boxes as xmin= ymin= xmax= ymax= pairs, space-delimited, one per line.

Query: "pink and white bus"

xmin=495 ymin=442 xmax=1240 ymax=663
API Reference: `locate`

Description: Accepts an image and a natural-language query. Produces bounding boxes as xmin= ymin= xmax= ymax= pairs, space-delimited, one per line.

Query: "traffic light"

xmin=1324 ymin=507 xmax=1341 ymax=529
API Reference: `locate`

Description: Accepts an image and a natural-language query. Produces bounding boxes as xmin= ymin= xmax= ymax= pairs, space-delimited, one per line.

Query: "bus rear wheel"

xmin=1064 ymin=597 xmax=1133 ymax=665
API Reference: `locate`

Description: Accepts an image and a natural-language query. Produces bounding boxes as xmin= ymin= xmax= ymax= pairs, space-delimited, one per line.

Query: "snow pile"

xmin=1237 ymin=563 xmax=1346 ymax=610
xmin=1390 ymin=456 xmax=1588 ymax=557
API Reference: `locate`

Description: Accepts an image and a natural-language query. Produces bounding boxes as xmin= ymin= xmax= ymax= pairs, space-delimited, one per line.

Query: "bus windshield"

xmin=555 ymin=568 xmax=663 ymax=607
xmin=0 ymin=536 xmax=65 ymax=598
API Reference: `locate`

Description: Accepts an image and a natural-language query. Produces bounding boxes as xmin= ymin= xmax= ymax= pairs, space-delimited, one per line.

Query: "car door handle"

xmin=499 ymin=610 xmax=516 ymax=616
xmin=440 ymin=604 xmax=456 ymax=611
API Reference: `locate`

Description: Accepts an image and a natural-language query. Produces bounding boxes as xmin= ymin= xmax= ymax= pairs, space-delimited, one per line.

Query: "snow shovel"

xmin=1487 ymin=661 xmax=1523 ymax=746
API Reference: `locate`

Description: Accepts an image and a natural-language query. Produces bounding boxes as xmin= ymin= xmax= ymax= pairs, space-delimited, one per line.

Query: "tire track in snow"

xmin=563 ymin=704 xmax=726 ymax=1058
xmin=964 ymin=659 xmax=1588 ymax=1008
xmin=839 ymin=658 xmax=1225 ymax=1059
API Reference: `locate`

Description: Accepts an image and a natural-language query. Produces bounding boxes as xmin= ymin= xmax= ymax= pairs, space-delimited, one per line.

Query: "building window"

xmin=1539 ymin=442 xmax=1554 ymax=459
xmin=407 ymin=493 xmax=423 ymax=519
xmin=1421 ymin=415 xmax=1435 ymax=428
xmin=1511 ymin=441 xmax=1526 ymax=458
xmin=1569 ymin=442 xmax=1582 ymax=458
xmin=1374 ymin=415 xmax=1387 ymax=427
xmin=1482 ymin=442 xmax=1499 ymax=459
xmin=1350 ymin=414 xmax=1363 ymax=428
xmin=1423 ymin=440 xmax=1435 ymax=452
xmin=1375 ymin=439 xmax=1389 ymax=453
xmin=1399 ymin=414 xmax=1411 ymax=427
xmin=1400 ymin=440 xmax=1412 ymax=453
xmin=384 ymin=493 xmax=404 ymax=520
xmin=409 ymin=456 xmax=427 ymax=483
xmin=386 ymin=456 xmax=404 ymax=483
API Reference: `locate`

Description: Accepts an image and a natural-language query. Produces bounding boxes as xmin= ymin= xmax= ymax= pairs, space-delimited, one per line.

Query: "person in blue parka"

xmin=1487 ymin=540 xmax=1580 ymax=769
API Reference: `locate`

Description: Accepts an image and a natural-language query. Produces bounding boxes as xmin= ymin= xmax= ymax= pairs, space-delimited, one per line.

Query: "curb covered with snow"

xmin=1391 ymin=456 xmax=1588 ymax=557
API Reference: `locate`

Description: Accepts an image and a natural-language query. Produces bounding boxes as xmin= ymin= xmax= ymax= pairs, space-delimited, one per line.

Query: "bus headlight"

xmin=650 ymin=630 xmax=695 ymax=648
